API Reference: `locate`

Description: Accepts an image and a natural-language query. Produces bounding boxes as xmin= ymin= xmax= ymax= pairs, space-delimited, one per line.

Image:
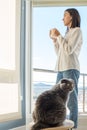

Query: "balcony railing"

xmin=33 ymin=68 xmax=87 ymax=114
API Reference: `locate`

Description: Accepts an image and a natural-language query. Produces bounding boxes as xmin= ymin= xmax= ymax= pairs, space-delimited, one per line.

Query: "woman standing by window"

xmin=49 ymin=8 xmax=83 ymax=129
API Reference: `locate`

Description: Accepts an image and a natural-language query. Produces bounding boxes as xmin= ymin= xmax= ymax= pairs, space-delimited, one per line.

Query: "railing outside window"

xmin=33 ymin=68 xmax=87 ymax=114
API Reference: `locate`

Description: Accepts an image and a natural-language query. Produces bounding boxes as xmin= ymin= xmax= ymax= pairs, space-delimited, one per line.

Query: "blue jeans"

xmin=56 ymin=69 xmax=80 ymax=128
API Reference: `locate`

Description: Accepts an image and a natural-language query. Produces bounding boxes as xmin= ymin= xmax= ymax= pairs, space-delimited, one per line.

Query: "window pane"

xmin=0 ymin=0 xmax=21 ymax=122
xmin=32 ymin=6 xmax=87 ymax=114
xmin=0 ymin=0 xmax=15 ymax=70
xmin=32 ymin=7 xmax=87 ymax=73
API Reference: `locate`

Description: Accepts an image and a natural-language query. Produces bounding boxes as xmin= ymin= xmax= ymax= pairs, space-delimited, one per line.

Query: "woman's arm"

xmin=57 ymin=28 xmax=83 ymax=55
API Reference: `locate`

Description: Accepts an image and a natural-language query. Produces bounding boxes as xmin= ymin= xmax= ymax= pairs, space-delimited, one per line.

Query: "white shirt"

xmin=54 ymin=27 xmax=83 ymax=71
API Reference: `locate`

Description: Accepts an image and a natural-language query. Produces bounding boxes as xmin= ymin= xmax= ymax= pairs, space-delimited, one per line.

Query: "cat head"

xmin=59 ymin=78 xmax=74 ymax=92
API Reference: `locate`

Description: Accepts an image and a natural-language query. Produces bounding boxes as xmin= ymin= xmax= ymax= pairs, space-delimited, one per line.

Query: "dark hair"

xmin=65 ymin=8 xmax=81 ymax=28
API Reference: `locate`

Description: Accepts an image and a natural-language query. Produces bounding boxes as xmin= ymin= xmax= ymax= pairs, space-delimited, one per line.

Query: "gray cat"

xmin=31 ymin=78 xmax=74 ymax=130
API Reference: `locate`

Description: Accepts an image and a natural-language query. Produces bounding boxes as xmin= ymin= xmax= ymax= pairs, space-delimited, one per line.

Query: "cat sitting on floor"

xmin=31 ymin=78 xmax=74 ymax=130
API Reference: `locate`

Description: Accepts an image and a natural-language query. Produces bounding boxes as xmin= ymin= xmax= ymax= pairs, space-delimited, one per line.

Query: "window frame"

xmin=32 ymin=0 xmax=87 ymax=7
xmin=0 ymin=0 xmax=26 ymax=129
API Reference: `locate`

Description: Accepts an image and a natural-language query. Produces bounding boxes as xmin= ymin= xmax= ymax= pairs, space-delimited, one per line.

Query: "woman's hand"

xmin=49 ymin=28 xmax=60 ymax=40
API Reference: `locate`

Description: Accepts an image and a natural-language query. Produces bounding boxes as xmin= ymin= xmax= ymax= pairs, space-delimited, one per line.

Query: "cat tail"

xmin=31 ymin=121 xmax=49 ymax=130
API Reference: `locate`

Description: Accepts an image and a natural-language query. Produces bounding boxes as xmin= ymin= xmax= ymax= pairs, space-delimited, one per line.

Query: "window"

xmin=32 ymin=5 xmax=87 ymax=113
xmin=0 ymin=0 xmax=26 ymax=129
xmin=22 ymin=0 xmax=87 ymax=129
xmin=32 ymin=6 xmax=87 ymax=73
xmin=0 ymin=0 xmax=21 ymax=123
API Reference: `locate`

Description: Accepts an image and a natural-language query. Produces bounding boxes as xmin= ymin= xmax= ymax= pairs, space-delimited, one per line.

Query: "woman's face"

xmin=63 ymin=11 xmax=72 ymax=27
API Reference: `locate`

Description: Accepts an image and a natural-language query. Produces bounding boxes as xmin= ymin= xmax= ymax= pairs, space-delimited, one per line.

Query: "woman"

xmin=49 ymin=8 xmax=83 ymax=129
